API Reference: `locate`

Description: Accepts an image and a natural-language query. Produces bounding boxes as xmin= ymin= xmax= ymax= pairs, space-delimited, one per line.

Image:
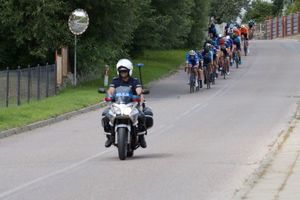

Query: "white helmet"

xmin=189 ymin=50 xmax=196 ymax=56
xmin=116 ymin=59 xmax=133 ymax=76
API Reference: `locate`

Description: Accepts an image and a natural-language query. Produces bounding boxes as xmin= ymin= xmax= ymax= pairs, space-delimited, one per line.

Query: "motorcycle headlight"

xmin=123 ymin=107 xmax=133 ymax=116
xmin=112 ymin=105 xmax=121 ymax=115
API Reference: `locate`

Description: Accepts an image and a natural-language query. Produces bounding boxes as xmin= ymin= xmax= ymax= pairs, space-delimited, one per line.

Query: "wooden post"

xmin=298 ymin=13 xmax=300 ymax=34
xmin=266 ymin=20 xmax=269 ymax=39
xmin=276 ymin=17 xmax=279 ymax=38
xmin=17 ymin=66 xmax=21 ymax=106
xmin=291 ymin=14 xmax=294 ymax=35
xmin=270 ymin=19 xmax=273 ymax=39
xmin=282 ymin=16 xmax=285 ymax=37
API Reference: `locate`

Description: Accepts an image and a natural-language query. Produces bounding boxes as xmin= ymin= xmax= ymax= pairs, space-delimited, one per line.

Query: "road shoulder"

xmin=0 ymin=103 xmax=105 ymax=139
xmin=233 ymin=102 xmax=300 ymax=199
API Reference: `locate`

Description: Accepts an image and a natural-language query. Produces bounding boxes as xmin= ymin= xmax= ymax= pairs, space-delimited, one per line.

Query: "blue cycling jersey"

xmin=185 ymin=53 xmax=199 ymax=66
xmin=212 ymin=46 xmax=217 ymax=55
xmin=197 ymin=52 xmax=203 ymax=61
xmin=201 ymin=51 xmax=212 ymax=65
xmin=232 ymin=36 xmax=241 ymax=45
xmin=226 ymin=38 xmax=233 ymax=48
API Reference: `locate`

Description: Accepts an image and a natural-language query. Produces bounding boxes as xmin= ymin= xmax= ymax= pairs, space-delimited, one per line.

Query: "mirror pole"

xmin=74 ymin=34 xmax=77 ymax=86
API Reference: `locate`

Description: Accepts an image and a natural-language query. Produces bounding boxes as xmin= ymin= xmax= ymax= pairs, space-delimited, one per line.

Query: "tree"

xmin=210 ymin=0 xmax=250 ymax=23
xmin=0 ymin=0 xmax=214 ymax=75
xmin=66 ymin=0 xmax=141 ymax=74
xmin=286 ymin=0 xmax=300 ymax=14
xmin=244 ymin=0 xmax=274 ymax=23
xmin=0 ymin=0 xmax=70 ymax=68
xmin=131 ymin=0 xmax=169 ymax=52
xmin=272 ymin=0 xmax=284 ymax=15
xmin=187 ymin=0 xmax=211 ymax=49
xmin=150 ymin=0 xmax=195 ymax=49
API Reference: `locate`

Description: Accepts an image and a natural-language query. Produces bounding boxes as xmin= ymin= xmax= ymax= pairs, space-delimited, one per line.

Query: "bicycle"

xmin=203 ymin=64 xmax=211 ymax=89
xmin=189 ymin=67 xmax=197 ymax=93
xmin=242 ymin=37 xmax=248 ymax=56
xmin=218 ymin=49 xmax=230 ymax=80
xmin=232 ymin=47 xmax=239 ymax=69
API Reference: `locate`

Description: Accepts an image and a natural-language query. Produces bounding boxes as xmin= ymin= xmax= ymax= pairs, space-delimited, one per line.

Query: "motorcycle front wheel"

xmin=117 ymin=127 xmax=128 ymax=160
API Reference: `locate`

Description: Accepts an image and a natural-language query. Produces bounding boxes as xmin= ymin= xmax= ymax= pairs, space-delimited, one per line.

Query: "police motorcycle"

xmin=101 ymin=86 xmax=153 ymax=160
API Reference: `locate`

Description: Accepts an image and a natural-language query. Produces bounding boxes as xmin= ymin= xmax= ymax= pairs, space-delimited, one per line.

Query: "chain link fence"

xmin=0 ymin=64 xmax=57 ymax=107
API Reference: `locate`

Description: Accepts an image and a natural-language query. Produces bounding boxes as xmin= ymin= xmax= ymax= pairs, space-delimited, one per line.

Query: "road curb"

xmin=0 ymin=102 xmax=106 ymax=139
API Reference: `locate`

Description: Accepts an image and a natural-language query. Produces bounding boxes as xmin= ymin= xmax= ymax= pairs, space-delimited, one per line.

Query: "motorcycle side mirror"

xmin=98 ymin=88 xmax=106 ymax=94
xmin=142 ymin=89 xmax=150 ymax=95
xmin=104 ymin=97 xmax=112 ymax=102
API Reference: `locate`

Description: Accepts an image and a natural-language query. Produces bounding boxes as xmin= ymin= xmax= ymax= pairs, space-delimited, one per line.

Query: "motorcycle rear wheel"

xmin=117 ymin=127 xmax=128 ymax=160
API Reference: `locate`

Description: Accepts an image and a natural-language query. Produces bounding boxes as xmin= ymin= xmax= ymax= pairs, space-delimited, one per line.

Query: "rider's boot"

xmin=105 ymin=134 xmax=113 ymax=148
xmin=139 ymin=134 xmax=147 ymax=148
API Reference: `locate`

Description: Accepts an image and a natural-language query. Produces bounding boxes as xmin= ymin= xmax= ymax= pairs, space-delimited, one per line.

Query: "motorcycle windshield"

xmin=114 ymin=86 xmax=133 ymax=104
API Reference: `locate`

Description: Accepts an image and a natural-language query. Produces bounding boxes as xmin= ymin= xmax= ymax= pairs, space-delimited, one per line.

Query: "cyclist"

xmin=208 ymin=21 xmax=218 ymax=39
xmin=248 ymin=20 xmax=256 ymax=39
xmin=185 ymin=50 xmax=200 ymax=87
xmin=240 ymin=25 xmax=249 ymax=50
xmin=210 ymin=37 xmax=219 ymax=80
xmin=219 ymin=37 xmax=230 ymax=75
xmin=225 ymin=35 xmax=234 ymax=66
xmin=201 ymin=45 xmax=213 ymax=85
xmin=232 ymin=27 xmax=242 ymax=64
xmin=196 ymin=50 xmax=204 ymax=88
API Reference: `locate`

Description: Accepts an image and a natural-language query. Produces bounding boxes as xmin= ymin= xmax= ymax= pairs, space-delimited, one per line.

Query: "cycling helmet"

xmin=206 ymin=43 xmax=212 ymax=49
xmin=241 ymin=25 xmax=246 ymax=29
xmin=116 ymin=59 xmax=133 ymax=76
xmin=189 ymin=50 xmax=196 ymax=56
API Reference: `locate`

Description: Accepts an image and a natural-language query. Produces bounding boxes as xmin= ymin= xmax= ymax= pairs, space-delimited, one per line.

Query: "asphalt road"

xmin=1 ymin=40 xmax=300 ymax=200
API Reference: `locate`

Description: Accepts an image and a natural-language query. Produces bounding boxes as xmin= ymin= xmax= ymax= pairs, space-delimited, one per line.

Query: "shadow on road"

xmin=101 ymin=153 xmax=173 ymax=161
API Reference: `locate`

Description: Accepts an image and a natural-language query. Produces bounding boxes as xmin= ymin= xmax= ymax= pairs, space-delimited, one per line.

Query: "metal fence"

xmin=253 ymin=23 xmax=267 ymax=40
xmin=0 ymin=64 xmax=57 ymax=107
xmin=266 ymin=12 xmax=300 ymax=39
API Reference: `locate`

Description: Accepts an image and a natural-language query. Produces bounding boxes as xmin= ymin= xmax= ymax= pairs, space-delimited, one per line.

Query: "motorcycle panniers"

xmin=144 ymin=107 xmax=153 ymax=129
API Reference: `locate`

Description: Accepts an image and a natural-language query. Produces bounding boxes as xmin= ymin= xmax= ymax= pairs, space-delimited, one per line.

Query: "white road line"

xmin=0 ymin=149 xmax=112 ymax=199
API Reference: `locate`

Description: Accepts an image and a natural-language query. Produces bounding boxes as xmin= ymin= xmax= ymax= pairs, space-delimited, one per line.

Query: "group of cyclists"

xmin=185 ymin=19 xmax=256 ymax=92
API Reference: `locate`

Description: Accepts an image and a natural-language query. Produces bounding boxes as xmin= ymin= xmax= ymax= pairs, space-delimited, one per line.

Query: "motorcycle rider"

xmin=103 ymin=58 xmax=147 ymax=148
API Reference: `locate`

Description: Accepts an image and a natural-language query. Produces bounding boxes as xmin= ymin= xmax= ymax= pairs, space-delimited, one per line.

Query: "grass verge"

xmin=0 ymin=50 xmax=185 ymax=131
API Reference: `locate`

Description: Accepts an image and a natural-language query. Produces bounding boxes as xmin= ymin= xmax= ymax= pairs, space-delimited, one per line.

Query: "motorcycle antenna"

xmin=135 ymin=63 xmax=150 ymax=94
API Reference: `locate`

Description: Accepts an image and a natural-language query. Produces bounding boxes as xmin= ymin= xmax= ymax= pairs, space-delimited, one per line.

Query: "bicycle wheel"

xmin=234 ymin=53 xmax=239 ymax=68
xmin=244 ymin=41 xmax=248 ymax=56
xmin=189 ymin=73 xmax=195 ymax=93
xmin=204 ymin=68 xmax=210 ymax=89
xmin=196 ymin=79 xmax=200 ymax=92
xmin=211 ymin=72 xmax=215 ymax=85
